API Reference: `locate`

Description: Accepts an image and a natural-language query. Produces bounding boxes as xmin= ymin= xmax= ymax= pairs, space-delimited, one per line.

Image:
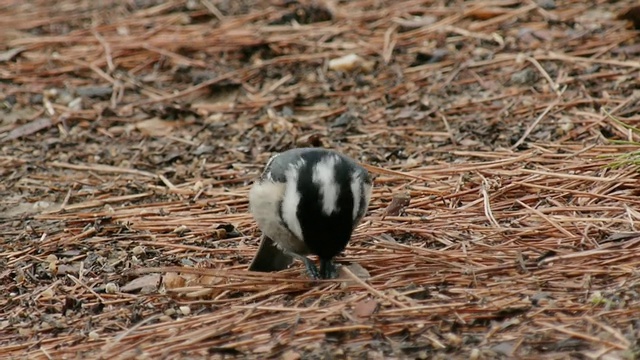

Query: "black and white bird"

xmin=248 ymin=147 xmax=372 ymax=279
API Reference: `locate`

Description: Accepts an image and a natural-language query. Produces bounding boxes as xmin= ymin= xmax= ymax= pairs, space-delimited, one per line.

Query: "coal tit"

xmin=248 ymin=148 xmax=372 ymax=279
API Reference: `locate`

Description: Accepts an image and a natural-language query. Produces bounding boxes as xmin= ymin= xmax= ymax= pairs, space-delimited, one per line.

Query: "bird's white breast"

xmin=248 ymin=180 xmax=309 ymax=255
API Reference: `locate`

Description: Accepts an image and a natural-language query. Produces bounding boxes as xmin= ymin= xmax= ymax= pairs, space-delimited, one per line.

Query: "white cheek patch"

xmin=312 ymin=155 xmax=340 ymax=216
xmin=350 ymin=174 xmax=362 ymax=221
xmin=362 ymin=181 xmax=372 ymax=211
xmin=356 ymin=177 xmax=372 ymax=223
xmin=281 ymin=161 xmax=304 ymax=240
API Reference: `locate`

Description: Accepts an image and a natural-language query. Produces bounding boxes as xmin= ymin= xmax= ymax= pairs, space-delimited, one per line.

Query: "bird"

xmin=248 ymin=147 xmax=372 ymax=279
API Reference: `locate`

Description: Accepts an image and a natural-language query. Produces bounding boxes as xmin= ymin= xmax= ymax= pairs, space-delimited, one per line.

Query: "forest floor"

xmin=1 ymin=0 xmax=640 ymax=359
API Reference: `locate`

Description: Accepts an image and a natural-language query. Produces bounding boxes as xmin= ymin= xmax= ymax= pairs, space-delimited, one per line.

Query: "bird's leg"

xmin=301 ymin=257 xmax=321 ymax=280
xmin=319 ymin=258 xmax=337 ymax=279
xmin=284 ymin=251 xmax=320 ymax=280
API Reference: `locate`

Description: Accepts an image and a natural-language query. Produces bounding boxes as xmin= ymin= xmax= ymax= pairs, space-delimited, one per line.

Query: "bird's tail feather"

xmin=248 ymin=235 xmax=295 ymax=272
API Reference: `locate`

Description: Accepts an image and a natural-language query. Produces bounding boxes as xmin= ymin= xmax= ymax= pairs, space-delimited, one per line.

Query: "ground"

xmin=1 ymin=0 xmax=640 ymax=359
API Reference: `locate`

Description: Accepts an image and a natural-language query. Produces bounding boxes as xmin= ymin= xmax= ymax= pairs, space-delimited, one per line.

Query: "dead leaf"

xmin=135 ymin=118 xmax=177 ymax=137
xmin=498 ymin=318 xmax=521 ymax=330
xmin=339 ymin=263 xmax=371 ymax=281
xmin=392 ymin=15 xmax=437 ymax=29
xmin=443 ymin=332 xmax=462 ymax=346
xmin=0 ymin=47 xmax=26 ymax=62
xmin=281 ymin=350 xmax=301 ymax=360
xmin=339 ymin=263 xmax=372 ymax=289
xmin=491 ymin=341 xmax=515 ymax=357
xmin=382 ymin=192 xmax=411 ymax=219
xmin=1 ymin=117 xmax=53 ymax=143
xmin=353 ymin=299 xmax=379 ymax=319
xmin=458 ymin=138 xmax=481 ymax=147
xmin=121 ymin=274 xmax=161 ymax=293
xmin=163 ymin=272 xmax=186 ymax=289
xmin=199 ymin=275 xmax=224 ymax=286
xmin=253 ymin=344 xmax=275 ymax=353
xmin=57 ymin=264 xmax=79 ymax=275
xmin=467 ymin=7 xmax=508 ymax=20
xmin=328 ymin=54 xmax=374 ymax=73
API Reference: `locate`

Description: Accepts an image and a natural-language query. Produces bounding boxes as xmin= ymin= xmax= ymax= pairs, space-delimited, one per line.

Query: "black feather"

xmin=295 ymin=151 xmax=358 ymax=260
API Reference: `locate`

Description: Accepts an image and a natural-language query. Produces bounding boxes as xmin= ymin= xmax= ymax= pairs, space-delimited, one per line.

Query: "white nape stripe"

xmin=350 ymin=174 xmax=362 ymax=221
xmin=312 ymin=155 xmax=340 ymax=216
xmin=281 ymin=160 xmax=304 ymax=240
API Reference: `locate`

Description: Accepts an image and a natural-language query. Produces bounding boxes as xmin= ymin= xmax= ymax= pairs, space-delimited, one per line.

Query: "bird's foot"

xmin=320 ymin=259 xmax=338 ymax=279
xmin=301 ymin=257 xmax=321 ymax=279
xmin=285 ymin=252 xmax=335 ymax=280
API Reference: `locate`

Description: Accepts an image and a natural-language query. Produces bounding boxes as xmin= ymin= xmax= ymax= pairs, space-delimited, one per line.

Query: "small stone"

xmin=68 ymin=97 xmax=83 ymax=110
xmin=164 ymin=308 xmax=176 ymax=316
xmin=48 ymin=261 xmax=57 ymax=274
xmin=179 ymin=306 xmax=191 ymax=316
xmin=105 ymin=283 xmax=119 ymax=294
xmin=132 ymin=246 xmax=145 ymax=256
xmin=510 ymin=68 xmax=538 ymax=85
xmin=328 ymin=54 xmax=374 ymax=73
xmin=33 ymin=201 xmax=51 ymax=210
xmin=556 ymin=117 xmax=574 ymax=135
xmin=536 ymin=0 xmax=556 ymax=9
xmin=40 ymin=288 xmax=55 ymax=299
xmin=173 ymin=225 xmax=189 ymax=235
xmin=281 ymin=350 xmax=300 ymax=360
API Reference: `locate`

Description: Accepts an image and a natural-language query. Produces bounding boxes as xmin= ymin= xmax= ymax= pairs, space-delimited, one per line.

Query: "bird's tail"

xmin=248 ymin=235 xmax=295 ymax=272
